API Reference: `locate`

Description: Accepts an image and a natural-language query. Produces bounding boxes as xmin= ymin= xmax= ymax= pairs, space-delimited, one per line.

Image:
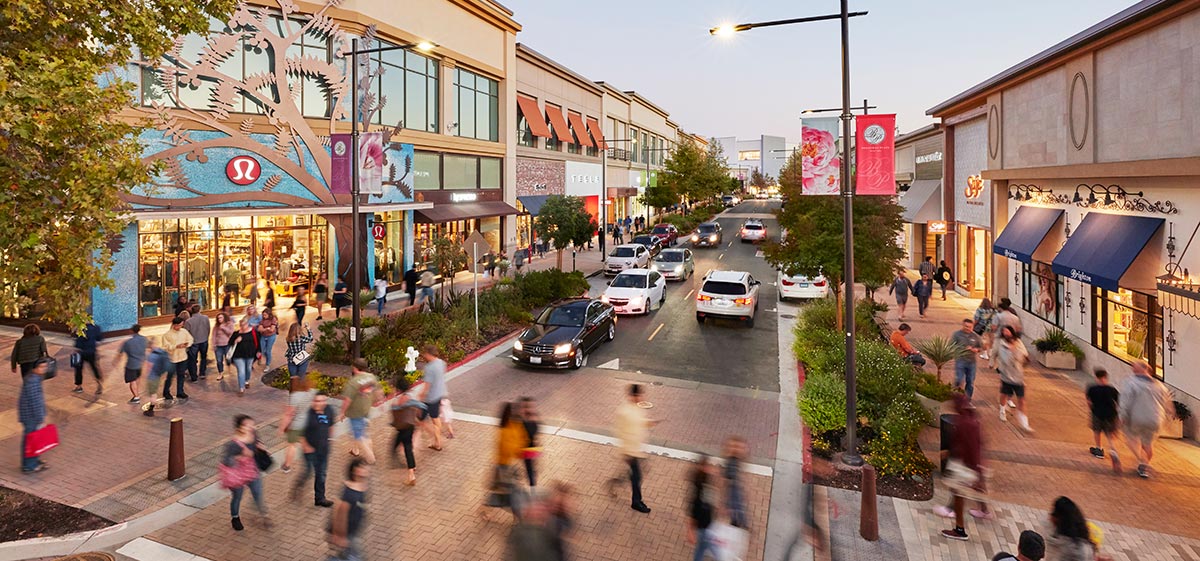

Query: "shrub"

xmin=914 ymin=335 xmax=968 ymax=382
xmin=793 ymin=328 xmax=844 ymax=378
xmin=854 ymin=338 xmax=917 ymax=422
xmin=313 ymin=317 xmax=352 ymax=363
xmin=1033 ymin=327 xmax=1084 ymax=359
xmin=512 ymin=269 xmax=590 ymax=306
xmin=868 ymin=396 xmax=934 ymax=477
xmin=797 ymin=372 xmax=847 ymax=434
xmin=914 ymin=371 xmax=957 ymax=401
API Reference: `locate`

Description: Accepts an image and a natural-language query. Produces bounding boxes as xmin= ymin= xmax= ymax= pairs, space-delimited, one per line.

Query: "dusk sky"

xmin=503 ymin=0 xmax=1137 ymax=141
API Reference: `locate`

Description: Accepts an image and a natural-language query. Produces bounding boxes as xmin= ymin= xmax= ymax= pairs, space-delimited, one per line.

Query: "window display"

xmin=372 ymin=211 xmax=406 ymax=285
xmin=1022 ymin=261 xmax=1062 ymax=327
xmin=1093 ymin=287 xmax=1163 ymax=377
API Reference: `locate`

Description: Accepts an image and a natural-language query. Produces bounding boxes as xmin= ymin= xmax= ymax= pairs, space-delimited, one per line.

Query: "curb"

xmin=448 ymin=326 xmax=524 ymax=372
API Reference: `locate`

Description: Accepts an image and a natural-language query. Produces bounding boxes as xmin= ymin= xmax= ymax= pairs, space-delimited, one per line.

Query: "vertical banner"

xmin=800 ymin=117 xmax=841 ymax=195
xmin=359 ymin=131 xmax=384 ymax=195
xmin=854 ymin=114 xmax=897 ymax=195
xmin=330 ymin=133 xmax=351 ymax=194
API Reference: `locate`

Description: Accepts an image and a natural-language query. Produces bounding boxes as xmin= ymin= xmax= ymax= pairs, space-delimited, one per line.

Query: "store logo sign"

xmin=964 ymin=175 xmax=985 ymax=199
xmin=1003 ymin=249 xmax=1018 ymax=259
xmin=916 ymin=151 xmax=943 ymax=164
xmin=451 ymin=192 xmax=478 ymax=203
xmin=371 ymin=223 xmax=386 ymax=240
xmin=569 ymin=174 xmax=600 ymax=184
xmin=927 ymin=220 xmax=948 ymax=234
xmin=226 ymin=156 xmax=260 ymax=185
xmin=1069 ymin=269 xmax=1093 ymax=284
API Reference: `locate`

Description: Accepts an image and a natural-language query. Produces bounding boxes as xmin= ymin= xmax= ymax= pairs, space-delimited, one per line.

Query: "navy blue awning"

xmin=517 ymin=195 xmax=551 ymax=216
xmin=1051 ymin=213 xmax=1163 ymax=291
xmin=993 ymin=206 xmax=1063 ymax=263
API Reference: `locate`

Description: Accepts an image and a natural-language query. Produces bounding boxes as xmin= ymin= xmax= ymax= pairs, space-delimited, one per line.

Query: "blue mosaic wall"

xmin=91 ymin=223 xmax=140 ymax=333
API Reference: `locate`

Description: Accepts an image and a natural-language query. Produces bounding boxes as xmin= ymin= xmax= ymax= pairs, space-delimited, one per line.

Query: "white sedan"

xmin=778 ymin=270 xmax=830 ymax=301
xmin=602 ymin=269 xmax=666 ymax=315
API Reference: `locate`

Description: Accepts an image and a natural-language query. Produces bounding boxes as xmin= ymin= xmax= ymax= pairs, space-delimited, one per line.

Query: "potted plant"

xmin=912 ymin=371 xmax=957 ymax=426
xmin=914 ymin=335 xmax=967 ymax=384
xmin=1164 ymin=399 xmax=1193 ymax=440
xmin=1032 ymin=328 xmax=1084 ymax=370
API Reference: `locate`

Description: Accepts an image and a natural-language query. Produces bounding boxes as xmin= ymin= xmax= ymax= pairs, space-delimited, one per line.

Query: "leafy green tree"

xmin=534 ymin=195 xmax=596 ymax=270
xmin=750 ymin=168 xmax=773 ymax=190
xmin=764 ymin=151 xmax=905 ymax=329
xmin=0 ymin=0 xmax=234 ymax=330
xmin=429 ymin=236 xmax=468 ymax=298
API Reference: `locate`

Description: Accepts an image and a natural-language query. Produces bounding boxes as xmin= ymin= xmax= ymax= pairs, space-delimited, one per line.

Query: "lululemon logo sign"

xmin=226 ymin=156 xmax=261 ymax=185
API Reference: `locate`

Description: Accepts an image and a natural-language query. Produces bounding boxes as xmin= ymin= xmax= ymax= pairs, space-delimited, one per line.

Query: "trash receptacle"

xmin=939 ymin=413 xmax=957 ymax=472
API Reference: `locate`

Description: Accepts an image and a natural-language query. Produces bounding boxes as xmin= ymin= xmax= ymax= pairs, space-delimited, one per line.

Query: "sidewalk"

xmin=821 ymin=279 xmax=1200 ymax=560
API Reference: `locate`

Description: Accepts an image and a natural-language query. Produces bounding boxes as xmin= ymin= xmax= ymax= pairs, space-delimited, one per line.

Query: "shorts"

xmin=420 ymin=400 xmax=442 ymax=420
xmin=1126 ymin=424 xmax=1158 ymax=448
xmin=316 ymin=292 xmax=328 ymax=303
xmin=1090 ymin=415 xmax=1118 ymax=435
xmin=349 ymin=417 xmax=369 ymax=440
xmin=124 ymin=368 xmax=142 ymax=383
xmin=286 ymin=428 xmax=304 ymax=444
xmin=999 ymin=381 xmax=1026 ymax=398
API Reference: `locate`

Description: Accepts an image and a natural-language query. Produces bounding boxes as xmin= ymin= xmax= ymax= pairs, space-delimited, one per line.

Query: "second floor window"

xmin=517 ymin=104 xmax=536 ymax=148
xmin=455 ymin=68 xmax=499 ymax=142
xmin=374 ymin=45 xmax=439 ymax=133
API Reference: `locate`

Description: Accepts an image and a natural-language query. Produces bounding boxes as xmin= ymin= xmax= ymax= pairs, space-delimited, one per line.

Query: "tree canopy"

xmin=750 ymin=168 xmax=774 ymax=190
xmin=0 ymin=0 xmax=234 ymax=330
xmin=645 ymin=138 xmax=729 ymax=209
xmin=533 ymin=195 xmax=596 ymax=270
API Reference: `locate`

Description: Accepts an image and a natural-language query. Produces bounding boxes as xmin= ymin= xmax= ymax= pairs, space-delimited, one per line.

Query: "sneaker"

xmin=941 ymin=528 xmax=969 ymax=541
xmin=315 ymin=499 xmax=334 ymax=508
xmin=1110 ymin=450 xmax=1121 ymax=474
xmin=933 ymin=506 xmax=954 ymax=519
xmin=969 ymin=509 xmax=994 ymax=520
xmin=1137 ymin=464 xmax=1150 ymax=479
xmin=1007 ymin=399 xmax=1017 ymax=408
xmin=999 ymin=406 xmax=1007 ymax=422
xmin=979 ymin=352 xmax=989 ymax=360
xmin=231 ymin=517 xmax=244 ymax=531
xmin=631 ymin=503 xmax=651 ymax=514
xmin=1090 ymin=447 xmax=1104 ymax=459
xmin=129 ymin=397 xmax=141 ymax=404
xmin=1018 ymin=413 xmax=1034 ymax=433
xmin=72 ymin=387 xmax=84 ymax=394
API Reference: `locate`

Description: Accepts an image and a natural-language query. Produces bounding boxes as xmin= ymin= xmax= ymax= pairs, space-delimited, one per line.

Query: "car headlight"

xmin=601 ymin=294 xmax=610 ymax=303
xmin=709 ymin=234 xmax=718 ymax=242
xmin=674 ymin=265 xmax=684 ymax=273
xmin=513 ymin=340 xmax=523 ymax=351
xmin=691 ymin=234 xmax=699 ymax=241
xmin=554 ymin=342 xmax=573 ymax=355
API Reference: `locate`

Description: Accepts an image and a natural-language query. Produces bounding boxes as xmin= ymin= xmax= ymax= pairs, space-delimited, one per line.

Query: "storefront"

xmin=952 ymin=117 xmax=991 ymax=297
xmin=371 ymin=211 xmax=407 ymax=286
xmin=515 ymin=157 xmax=566 ymax=251
xmin=565 ymin=160 xmax=604 ymax=221
xmin=411 ymin=150 xmax=516 ymax=273
xmin=895 ymin=127 xmax=945 ymax=269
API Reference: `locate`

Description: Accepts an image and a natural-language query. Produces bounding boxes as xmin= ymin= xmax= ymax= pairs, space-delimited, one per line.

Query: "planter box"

xmin=1163 ymin=418 xmax=1185 ymax=440
xmin=1035 ymin=350 xmax=1077 ymax=370
xmin=915 ymin=392 xmax=946 ymax=427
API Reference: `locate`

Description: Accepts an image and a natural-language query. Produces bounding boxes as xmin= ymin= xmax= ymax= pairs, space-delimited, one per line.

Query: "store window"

xmin=1093 ymin=288 xmax=1164 ymax=377
xmin=414 ymin=151 xmax=441 ymax=190
xmin=480 ymin=158 xmax=501 ymax=189
xmin=372 ymin=212 xmax=406 ymax=285
xmin=567 ymin=112 xmax=583 ymax=155
xmin=956 ymin=224 xmax=991 ymax=296
xmin=1022 ymin=261 xmax=1063 ymax=327
xmin=545 ymin=104 xmax=562 ymax=152
xmin=586 ymin=118 xmax=599 ymax=157
xmin=454 ymin=68 xmax=499 ymax=142
xmin=373 ymin=44 xmax=439 ymax=133
xmin=444 ymin=155 xmax=479 ymax=189
xmin=517 ymin=104 xmax=536 ymax=147
xmin=630 ymin=127 xmax=640 ymax=162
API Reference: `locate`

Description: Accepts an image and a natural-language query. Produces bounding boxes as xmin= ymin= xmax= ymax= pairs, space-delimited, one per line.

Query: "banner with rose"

xmin=800 ymin=117 xmax=841 ymax=195
xmin=854 ymin=114 xmax=897 ymax=195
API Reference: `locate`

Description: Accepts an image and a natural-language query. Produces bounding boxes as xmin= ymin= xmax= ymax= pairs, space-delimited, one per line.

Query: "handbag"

xmin=24 ymin=424 xmax=59 ymax=458
xmin=290 ymin=349 xmax=311 ymax=366
xmin=41 ymin=357 xmax=57 ymax=380
xmin=218 ymin=455 xmax=259 ymax=489
xmin=69 ymin=352 xmax=81 ymax=368
xmin=710 ymin=521 xmax=749 ymax=561
xmin=253 ymin=445 xmax=274 ymax=472
xmin=944 ymin=458 xmax=981 ymax=490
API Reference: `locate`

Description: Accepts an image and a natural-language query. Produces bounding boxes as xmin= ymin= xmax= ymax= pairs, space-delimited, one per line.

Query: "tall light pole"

xmin=712 ymin=3 xmax=869 ymax=466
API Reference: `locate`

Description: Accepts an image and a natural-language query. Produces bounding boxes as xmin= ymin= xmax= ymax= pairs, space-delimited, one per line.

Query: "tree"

xmin=652 ymin=137 xmax=730 ymax=212
xmin=533 ymin=196 xmax=596 ymax=270
xmin=0 ymin=0 xmax=234 ymax=330
xmin=428 ymin=237 xmax=467 ymax=299
xmin=764 ymin=151 xmax=905 ymax=329
xmin=750 ymin=168 xmax=774 ymax=190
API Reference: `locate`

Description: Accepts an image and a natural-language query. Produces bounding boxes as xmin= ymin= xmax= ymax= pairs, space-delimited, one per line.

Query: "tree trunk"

xmin=556 ymin=248 xmax=564 ymax=270
xmin=834 ymin=289 xmax=844 ymax=332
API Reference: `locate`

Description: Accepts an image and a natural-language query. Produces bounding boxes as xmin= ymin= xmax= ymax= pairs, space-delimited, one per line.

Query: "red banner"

xmin=854 ymin=114 xmax=896 ymax=195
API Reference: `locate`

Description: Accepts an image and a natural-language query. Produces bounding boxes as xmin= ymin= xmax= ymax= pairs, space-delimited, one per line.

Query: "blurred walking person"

xmin=141 ymin=337 xmax=171 ymax=416
xmin=951 ymin=318 xmax=983 ymax=399
xmin=313 ymin=273 xmax=329 ymax=320
xmin=914 ymin=273 xmax=934 ymax=319
xmin=212 ymin=312 xmax=236 ymax=381
xmin=973 ymin=298 xmax=996 ymax=360
xmin=935 ymin=260 xmax=954 ymax=300
xmin=328 ymin=459 xmax=371 ymax=561
xmin=1046 ymin=497 xmax=1097 ymax=561
xmin=10 ymin=324 xmax=47 ymax=376
xmin=72 ymin=321 xmax=104 ymax=394
xmin=184 ymin=304 xmax=210 ymax=381
xmin=607 ymin=384 xmax=660 ymax=514
xmin=419 ymin=269 xmax=436 ymax=307
xmin=520 ymin=397 xmax=542 ymax=487
xmin=487 ymin=401 xmax=526 ymax=513
xmin=228 ymin=318 xmax=261 ymax=396
xmin=284 ymin=322 xmax=314 ymax=379
xmin=113 ymin=324 xmax=148 ymax=404
xmin=256 ymin=308 xmax=278 ymax=370
xmin=291 ymin=285 xmax=308 ymax=325
xmin=888 ymin=272 xmax=913 ymax=320
xmin=292 ymin=392 xmax=336 ymax=508
xmin=219 ymin=414 xmax=269 ymax=531
xmin=403 ymin=267 xmax=419 ymax=306
xmin=279 ymin=376 xmax=316 ymax=473
xmin=19 ymin=358 xmax=51 ymax=473
xmin=1120 ymin=361 xmax=1173 ymax=478
xmin=939 ymin=394 xmax=992 ymax=541
xmin=996 ymin=325 xmax=1033 ymax=431
xmin=338 ymin=358 xmax=383 ymax=464
xmin=687 ymin=456 xmax=720 ymax=560
xmin=1086 ymin=368 xmax=1122 ymax=473
xmin=161 ymin=317 xmax=193 ymax=402
xmin=419 ymin=345 xmax=448 ymax=452
xmin=389 ymin=375 xmax=426 ymax=486
xmin=333 ymin=276 xmax=350 ymax=318
xmin=721 ymin=435 xmax=748 ymax=528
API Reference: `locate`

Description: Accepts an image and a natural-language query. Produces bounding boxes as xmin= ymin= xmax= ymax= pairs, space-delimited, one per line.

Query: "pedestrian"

xmin=280 ymin=375 xmax=316 ymax=473
xmin=403 ymin=267 xmax=419 ymax=306
xmin=936 ymin=260 xmax=954 ymax=300
xmin=784 ymin=455 xmax=831 ymax=557
xmin=142 ymin=338 xmax=170 ymax=416
xmin=338 ymin=358 xmax=383 ymax=464
xmin=607 ymin=384 xmax=659 ymax=514
xmin=721 ymin=435 xmax=748 ymax=529
xmin=72 ymin=322 xmax=104 ymax=394
xmin=291 ymin=285 xmax=308 ymax=325
xmin=625 ymin=216 xmax=633 ymax=234
xmin=515 ymin=249 xmax=526 ymax=275
xmin=687 ymin=455 xmax=719 ymax=561
xmin=993 ymin=530 xmax=1046 ymax=561
xmin=212 ymin=312 xmax=236 ymax=381
xmin=328 ymin=459 xmax=371 ymax=561
xmin=19 ymin=358 xmax=51 ymax=473
xmin=293 ymin=391 xmax=337 ymax=508
xmin=284 ymin=322 xmax=314 ymax=379
xmin=888 ymin=272 xmax=913 ymax=320
xmin=914 ymin=273 xmax=934 ymax=318
xmin=487 ymin=251 xmax=498 ymax=277
xmin=245 ymin=304 xmax=262 ymax=329
xmin=373 ymin=276 xmax=388 ymax=316
xmin=184 ymin=304 xmax=211 ymax=381
xmin=1086 ymin=368 xmax=1122 ymax=472
xmin=441 ymin=398 xmax=456 ymax=439
xmin=938 ymin=394 xmax=992 ymax=541
xmin=174 ymin=295 xmax=190 ymax=317
xmin=160 ymin=316 xmax=193 ymax=402
xmin=256 ymin=308 xmax=278 ymax=370
xmin=996 ymin=325 xmax=1033 ymax=432
xmin=993 ymin=297 xmax=1023 ymax=337
xmin=389 ymin=375 xmax=425 ymax=486
xmin=114 ymin=324 xmax=149 ymax=404
xmin=314 ymin=273 xmax=329 ymax=320
xmin=547 ymin=482 xmax=575 ymax=559
xmin=228 ymin=318 xmax=261 ymax=396
xmin=1046 ymin=497 xmax=1096 ymax=561
xmin=419 ymin=345 xmax=448 ymax=452
xmin=333 ymin=276 xmax=350 ymax=318
xmin=263 ymin=281 xmax=276 ymax=310
xmin=950 ymin=319 xmax=983 ymax=399
xmin=487 ymin=401 xmax=526 ymax=512
xmin=222 ymin=288 xmax=234 ymax=311
xmin=220 ymin=414 xmax=269 ymax=531
xmin=10 ymin=324 xmax=48 ymax=376
xmin=919 ymin=255 xmax=935 ymax=279
xmin=889 ymin=324 xmax=927 ymax=366
xmin=519 ymin=396 xmax=541 ymax=487
xmin=612 ymin=224 xmax=622 ymax=246
xmin=1119 ymin=361 xmax=1173 ymax=478
xmin=973 ymin=298 xmax=997 ymax=360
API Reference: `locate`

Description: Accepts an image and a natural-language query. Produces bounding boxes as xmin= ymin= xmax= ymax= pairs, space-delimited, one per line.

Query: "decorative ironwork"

xmin=1008 ymin=184 xmax=1069 ymax=205
xmin=1065 ymin=279 xmax=1071 ymax=320
xmin=1158 ymin=221 xmax=1200 ymax=318
xmin=1072 ymin=184 xmax=1179 ymax=215
xmin=1079 ymin=290 xmax=1087 ymax=326
xmin=1166 ymin=310 xmax=1177 ymax=367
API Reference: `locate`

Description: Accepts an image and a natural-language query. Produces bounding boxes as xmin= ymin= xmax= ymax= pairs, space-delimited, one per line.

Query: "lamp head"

xmin=711 ymin=23 xmax=737 ymax=38
xmin=1073 ymin=191 xmax=1082 ymax=203
xmin=1088 ymin=192 xmax=1097 ymax=204
xmin=416 ymin=41 xmax=436 ymax=52
xmin=1104 ymin=193 xmax=1114 ymax=205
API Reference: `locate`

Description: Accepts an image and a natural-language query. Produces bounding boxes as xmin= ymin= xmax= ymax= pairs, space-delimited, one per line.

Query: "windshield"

xmin=698 ymin=225 xmax=717 ymax=233
xmin=611 ymin=247 xmax=636 ymax=258
xmin=656 ymin=252 xmax=684 ymax=262
xmin=610 ymin=274 xmax=647 ymax=289
xmin=722 ymin=196 xmax=733 ymax=201
xmin=652 ymin=226 xmax=670 ymax=234
xmin=537 ymin=305 xmax=585 ymax=327
xmin=702 ymin=281 xmax=746 ymax=296
xmin=633 ymin=236 xmax=655 ymax=245
xmin=743 ymin=224 xmax=764 ymax=231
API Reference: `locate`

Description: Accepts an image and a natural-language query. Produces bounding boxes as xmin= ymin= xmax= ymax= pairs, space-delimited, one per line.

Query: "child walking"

xmin=1086 ymin=368 xmax=1122 ymax=473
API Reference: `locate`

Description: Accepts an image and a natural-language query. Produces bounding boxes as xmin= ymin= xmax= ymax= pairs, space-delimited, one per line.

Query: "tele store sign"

xmin=226 ymin=156 xmax=261 ymax=185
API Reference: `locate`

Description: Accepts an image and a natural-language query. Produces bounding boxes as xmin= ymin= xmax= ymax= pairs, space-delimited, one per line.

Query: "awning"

xmin=413 ymin=201 xmax=520 ymax=224
xmin=544 ymin=105 xmax=573 ymax=144
xmin=899 ymin=179 xmax=941 ymax=223
xmin=517 ymin=195 xmax=551 ymax=216
xmin=1051 ymin=213 xmax=1163 ymax=291
xmin=992 ymin=206 xmax=1064 ymax=263
xmin=567 ymin=113 xmax=594 ymax=148
xmin=587 ymin=117 xmax=607 ymax=149
xmin=516 ymin=96 xmax=552 ymax=139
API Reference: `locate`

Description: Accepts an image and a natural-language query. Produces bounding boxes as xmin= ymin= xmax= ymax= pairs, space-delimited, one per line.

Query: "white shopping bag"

xmin=710 ymin=522 xmax=748 ymax=561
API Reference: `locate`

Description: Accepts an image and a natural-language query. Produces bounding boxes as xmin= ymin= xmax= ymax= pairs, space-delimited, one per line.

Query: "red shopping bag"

xmin=24 ymin=424 xmax=59 ymax=458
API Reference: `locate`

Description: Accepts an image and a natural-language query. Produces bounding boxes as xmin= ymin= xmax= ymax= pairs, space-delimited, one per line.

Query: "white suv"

xmin=605 ymin=244 xmax=649 ymax=276
xmin=695 ymin=270 xmax=761 ymax=327
xmin=740 ymin=219 xmax=767 ymax=243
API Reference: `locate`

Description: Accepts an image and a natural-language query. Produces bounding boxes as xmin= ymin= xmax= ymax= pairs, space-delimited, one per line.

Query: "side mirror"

xmin=751 ymin=280 xmax=761 ymax=286
xmin=606 ymin=280 xmax=612 ymax=286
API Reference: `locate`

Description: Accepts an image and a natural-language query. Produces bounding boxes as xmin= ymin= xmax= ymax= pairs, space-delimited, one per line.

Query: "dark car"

xmin=631 ymin=235 xmax=663 ymax=257
xmin=650 ymin=223 xmax=679 ymax=246
xmin=690 ymin=222 xmax=723 ymax=247
xmin=511 ymin=299 xmax=616 ymax=370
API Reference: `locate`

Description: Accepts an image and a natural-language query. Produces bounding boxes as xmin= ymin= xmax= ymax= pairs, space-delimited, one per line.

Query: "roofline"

xmin=623 ymin=91 xmax=671 ymax=120
xmin=595 ymin=81 xmax=632 ymax=102
xmin=450 ymin=0 xmax=521 ymax=33
xmin=927 ymin=0 xmax=1181 ymax=117
xmin=515 ymin=43 xmax=603 ymax=96
xmin=895 ymin=123 xmax=942 ymax=147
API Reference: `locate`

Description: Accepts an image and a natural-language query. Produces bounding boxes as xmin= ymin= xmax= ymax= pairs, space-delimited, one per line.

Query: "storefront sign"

xmin=371 ymin=222 xmax=386 ymax=240
xmin=451 ymin=192 xmax=478 ymax=203
xmin=800 ymin=117 xmax=841 ymax=195
xmin=915 ymin=152 xmax=942 ymax=165
xmin=854 ymin=114 xmax=897 ymax=195
xmin=964 ymin=175 xmax=985 ymax=200
xmin=225 ymin=155 xmax=261 ymax=186
xmin=928 ymin=220 xmax=948 ymax=234
xmin=565 ymin=161 xmax=602 ymax=196
xmin=953 ymin=118 xmax=991 ymax=228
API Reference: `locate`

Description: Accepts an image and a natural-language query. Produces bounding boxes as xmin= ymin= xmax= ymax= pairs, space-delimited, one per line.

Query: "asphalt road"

xmin=581 ymin=200 xmax=783 ymax=392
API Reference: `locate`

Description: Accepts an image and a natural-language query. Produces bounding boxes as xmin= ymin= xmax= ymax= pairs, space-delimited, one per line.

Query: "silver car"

xmin=651 ymin=248 xmax=695 ymax=281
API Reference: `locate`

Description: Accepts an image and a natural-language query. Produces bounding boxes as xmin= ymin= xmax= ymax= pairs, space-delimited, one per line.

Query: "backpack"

xmin=391 ymin=404 xmax=421 ymax=429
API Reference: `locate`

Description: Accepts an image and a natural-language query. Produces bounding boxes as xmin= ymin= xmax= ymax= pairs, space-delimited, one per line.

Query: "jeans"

xmin=287 ymin=359 xmax=310 ymax=378
xmin=294 ymin=449 xmax=328 ymax=502
xmin=163 ymin=361 xmax=188 ymax=398
xmin=628 ymin=457 xmax=644 ymax=506
xmin=917 ymin=295 xmax=931 ymax=316
xmin=187 ymin=341 xmax=209 ymax=380
xmin=392 ymin=427 xmax=415 ymax=469
xmin=420 ymin=287 xmax=434 ymax=304
xmin=955 ymin=360 xmax=977 ymax=398
xmin=693 ymin=527 xmax=717 ymax=561
xmin=524 ymin=457 xmax=537 ymax=487
xmin=939 ymin=283 xmax=949 ymax=298
xmin=21 ymin=423 xmax=42 ymax=471
xmin=214 ymin=345 xmax=230 ymax=375
xmin=73 ymin=352 xmax=101 ymax=386
xmin=376 ymin=296 xmax=385 ymax=315
xmin=259 ymin=334 xmax=277 ymax=368
xmin=293 ymin=306 xmax=305 ymax=324
xmin=229 ymin=475 xmax=264 ymax=517
xmin=233 ymin=357 xmax=254 ymax=389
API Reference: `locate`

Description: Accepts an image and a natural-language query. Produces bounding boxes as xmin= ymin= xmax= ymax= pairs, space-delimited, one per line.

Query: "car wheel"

xmin=696 ymin=312 xmax=704 ymax=324
xmin=571 ymin=349 xmax=584 ymax=370
xmin=746 ymin=315 xmax=755 ymax=328
xmin=607 ymin=323 xmax=616 ymax=341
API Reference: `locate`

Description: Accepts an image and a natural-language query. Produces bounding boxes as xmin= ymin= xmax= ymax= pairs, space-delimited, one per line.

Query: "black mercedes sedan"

xmin=511 ymin=298 xmax=616 ymax=369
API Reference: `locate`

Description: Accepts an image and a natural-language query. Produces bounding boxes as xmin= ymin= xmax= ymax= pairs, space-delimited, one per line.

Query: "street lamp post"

xmin=712 ymin=3 xmax=868 ymax=466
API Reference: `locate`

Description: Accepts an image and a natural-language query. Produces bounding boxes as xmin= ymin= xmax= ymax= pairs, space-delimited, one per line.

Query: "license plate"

xmin=529 ymin=356 xmax=542 ymax=364
xmin=799 ymin=283 xmax=809 ymax=288
xmin=716 ymin=299 xmax=732 ymax=307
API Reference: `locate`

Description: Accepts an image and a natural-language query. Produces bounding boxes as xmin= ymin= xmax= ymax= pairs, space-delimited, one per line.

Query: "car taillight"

xmin=814 ymin=280 xmax=827 ymax=287
xmin=734 ymin=298 xmax=752 ymax=305
xmin=697 ymin=295 xmax=712 ymax=302
xmin=780 ymin=278 xmax=795 ymax=286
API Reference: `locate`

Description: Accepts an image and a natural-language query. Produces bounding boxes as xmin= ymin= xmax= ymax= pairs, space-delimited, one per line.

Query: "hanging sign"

xmin=330 ymin=134 xmax=351 ymax=194
xmin=800 ymin=117 xmax=841 ymax=195
xmin=854 ymin=114 xmax=897 ymax=195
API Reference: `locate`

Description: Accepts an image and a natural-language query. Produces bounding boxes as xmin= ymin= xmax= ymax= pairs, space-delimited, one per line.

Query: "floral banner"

xmin=854 ymin=114 xmax=897 ymax=195
xmin=800 ymin=117 xmax=842 ymax=195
